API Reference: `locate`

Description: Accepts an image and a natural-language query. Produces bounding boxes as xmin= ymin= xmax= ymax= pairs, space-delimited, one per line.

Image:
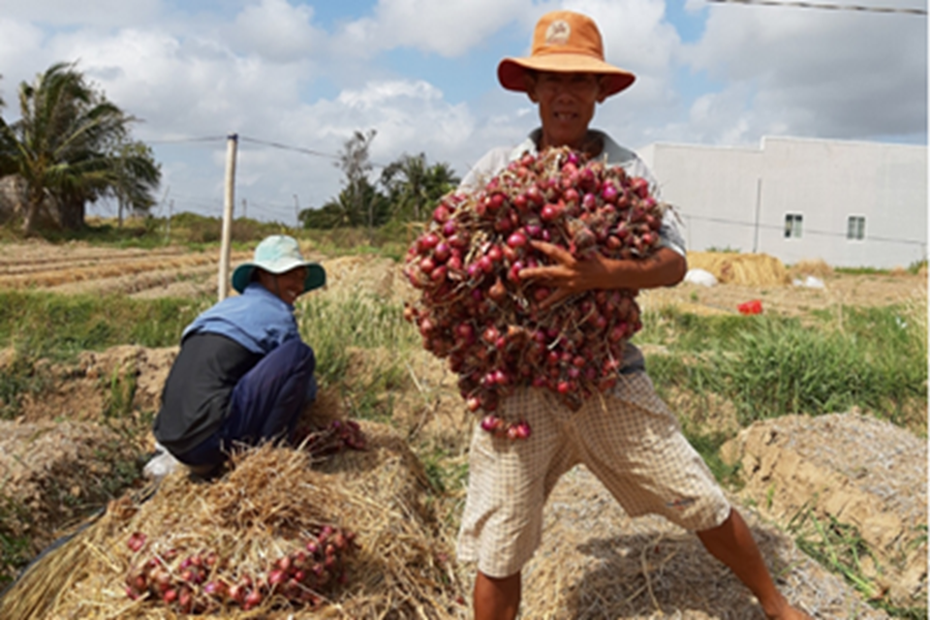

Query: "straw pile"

xmin=0 ymin=421 xmax=466 ymax=620
xmin=789 ymin=259 xmax=834 ymax=279
xmin=686 ymin=252 xmax=790 ymax=287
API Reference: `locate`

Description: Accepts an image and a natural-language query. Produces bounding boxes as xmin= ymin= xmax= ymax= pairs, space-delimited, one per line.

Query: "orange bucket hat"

xmin=498 ymin=10 xmax=635 ymax=98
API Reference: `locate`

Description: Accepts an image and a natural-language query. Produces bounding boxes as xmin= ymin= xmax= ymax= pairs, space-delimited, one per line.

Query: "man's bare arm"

xmin=519 ymin=241 xmax=686 ymax=308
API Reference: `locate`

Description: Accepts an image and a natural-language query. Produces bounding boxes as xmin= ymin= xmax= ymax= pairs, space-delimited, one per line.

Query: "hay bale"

xmin=2 ymin=421 xmax=465 ymax=619
xmin=790 ymin=259 xmax=834 ymax=279
xmin=687 ymin=252 xmax=790 ymax=287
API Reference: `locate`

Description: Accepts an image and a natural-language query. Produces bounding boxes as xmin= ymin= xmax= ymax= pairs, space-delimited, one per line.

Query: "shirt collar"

xmin=508 ymin=129 xmax=631 ymax=165
xmin=244 ymin=281 xmax=294 ymax=310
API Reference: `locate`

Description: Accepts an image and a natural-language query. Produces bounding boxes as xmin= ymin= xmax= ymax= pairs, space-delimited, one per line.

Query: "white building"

xmin=638 ymin=136 xmax=928 ymax=269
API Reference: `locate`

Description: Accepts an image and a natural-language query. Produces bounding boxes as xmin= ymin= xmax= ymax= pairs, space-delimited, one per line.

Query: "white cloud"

xmin=564 ymin=0 xmax=681 ymax=76
xmin=226 ymin=0 xmax=325 ymax=62
xmin=333 ymin=0 xmax=531 ymax=58
xmin=684 ymin=1 xmax=927 ymax=141
xmin=0 ymin=19 xmax=46 ymax=102
xmin=337 ymin=80 xmax=443 ymax=108
xmin=3 ymin=0 xmax=924 ymax=224
xmin=0 ymin=0 xmax=162 ymax=27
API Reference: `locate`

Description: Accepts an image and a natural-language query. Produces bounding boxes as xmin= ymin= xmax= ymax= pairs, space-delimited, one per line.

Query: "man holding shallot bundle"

xmin=455 ymin=11 xmax=811 ymax=620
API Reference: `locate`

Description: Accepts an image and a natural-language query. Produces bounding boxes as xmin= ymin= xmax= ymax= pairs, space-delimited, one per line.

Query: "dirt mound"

xmin=13 ymin=345 xmax=177 ymax=431
xmin=508 ymin=465 xmax=889 ymax=619
xmin=722 ymin=412 xmax=927 ymax=608
xmin=0 ymin=420 xmax=140 ymax=575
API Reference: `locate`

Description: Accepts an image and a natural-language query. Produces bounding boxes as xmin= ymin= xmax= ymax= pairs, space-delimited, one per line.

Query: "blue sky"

xmin=0 ymin=0 xmax=925 ymax=224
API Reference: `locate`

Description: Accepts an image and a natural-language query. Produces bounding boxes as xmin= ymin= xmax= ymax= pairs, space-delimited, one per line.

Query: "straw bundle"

xmin=1 ymin=421 xmax=465 ymax=619
xmin=789 ymin=259 xmax=834 ymax=279
xmin=686 ymin=252 xmax=791 ymax=287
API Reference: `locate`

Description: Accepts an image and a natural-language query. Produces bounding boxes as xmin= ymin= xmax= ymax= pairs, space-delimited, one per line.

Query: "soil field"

xmin=1 ymin=241 xmax=924 ymax=311
xmin=0 ymin=239 xmax=926 ymax=619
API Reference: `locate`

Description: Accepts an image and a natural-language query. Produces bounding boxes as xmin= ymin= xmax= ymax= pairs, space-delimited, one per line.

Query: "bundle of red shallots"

xmin=403 ymin=147 xmax=668 ymax=440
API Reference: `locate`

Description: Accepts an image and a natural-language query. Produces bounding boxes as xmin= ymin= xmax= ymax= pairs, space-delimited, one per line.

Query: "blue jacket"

xmin=183 ymin=282 xmax=300 ymax=353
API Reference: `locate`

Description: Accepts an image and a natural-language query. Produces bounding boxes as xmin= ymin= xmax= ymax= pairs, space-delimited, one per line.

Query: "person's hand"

xmin=518 ymin=240 xmax=610 ymax=309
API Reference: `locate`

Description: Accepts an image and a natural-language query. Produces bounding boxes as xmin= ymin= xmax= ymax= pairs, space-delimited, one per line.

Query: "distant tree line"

xmin=0 ymin=62 xmax=458 ymax=239
xmin=298 ymin=129 xmax=460 ymax=231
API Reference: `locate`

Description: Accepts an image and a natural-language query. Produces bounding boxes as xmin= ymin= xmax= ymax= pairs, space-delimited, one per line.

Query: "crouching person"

xmin=151 ymin=235 xmax=326 ymax=479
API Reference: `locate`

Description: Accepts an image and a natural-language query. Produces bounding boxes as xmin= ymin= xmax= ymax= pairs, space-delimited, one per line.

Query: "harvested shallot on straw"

xmin=403 ymin=147 xmax=669 ymax=439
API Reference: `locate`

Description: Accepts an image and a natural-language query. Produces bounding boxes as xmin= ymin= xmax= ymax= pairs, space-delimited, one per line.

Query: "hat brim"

xmin=232 ymin=260 xmax=326 ymax=295
xmin=498 ymin=54 xmax=635 ymax=97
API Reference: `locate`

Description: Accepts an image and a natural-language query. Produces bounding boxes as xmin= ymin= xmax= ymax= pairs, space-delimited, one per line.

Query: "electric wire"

xmin=144 ymin=136 xmax=228 ymax=145
xmin=681 ymin=213 xmax=927 ymax=245
xmin=707 ymin=0 xmax=927 ymax=15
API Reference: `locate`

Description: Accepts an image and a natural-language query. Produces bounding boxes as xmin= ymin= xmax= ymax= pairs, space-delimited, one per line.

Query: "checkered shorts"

xmin=456 ymin=371 xmax=731 ymax=578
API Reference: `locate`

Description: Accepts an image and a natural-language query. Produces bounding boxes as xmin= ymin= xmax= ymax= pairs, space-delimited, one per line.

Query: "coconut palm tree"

xmin=307 ymin=178 xmax=390 ymax=229
xmin=0 ymin=83 xmax=16 ymax=179
xmin=110 ymin=140 xmax=161 ymax=227
xmin=381 ymin=153 xmax=459 ymax=222
xmin=1 ymin=62 xmax=160 ymax=234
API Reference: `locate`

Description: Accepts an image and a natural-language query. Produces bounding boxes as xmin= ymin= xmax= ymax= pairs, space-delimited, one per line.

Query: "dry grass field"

xmin=0 ymin=240 xmax=925 ymax=619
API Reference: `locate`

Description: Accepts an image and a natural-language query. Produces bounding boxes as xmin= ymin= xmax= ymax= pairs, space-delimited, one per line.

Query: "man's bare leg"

xmin=697 ymin=508 xmax=813 ymax=619
xmin=474 ymin=571 xmax=521 ymax=620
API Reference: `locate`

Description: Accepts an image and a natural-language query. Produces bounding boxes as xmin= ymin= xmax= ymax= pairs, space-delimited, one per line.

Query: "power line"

xmin=133 ymin=132 xmax=390 ymax=169
xmin=146 ymin=136 xmax=228 ymax=145
xmin=238 ymin=136 xmax=341 ymax=161
xmin=707 ymin=0 xmax=927 ymax=15
xmin=238 ymin=135 xmax=390 ymax=169
xmin=681 ymin=212 xmax=927 ymax=245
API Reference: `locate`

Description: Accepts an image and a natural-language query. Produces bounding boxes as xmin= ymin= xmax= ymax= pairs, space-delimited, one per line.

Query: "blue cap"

xmin=231 ymin=235 xmax=326 ymax=294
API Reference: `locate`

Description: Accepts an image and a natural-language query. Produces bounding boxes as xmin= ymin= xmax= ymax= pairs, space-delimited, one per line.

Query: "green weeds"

xmin=787 ymin=506 xmax=928 ymax=619
xmin=641 ymin=303 xmax=926 ymax=430
xmin=788 ymin=505 xmax=882 ymax=599
xmin=0 ymin=291 xmax=207 ymax=362
xmin=0 ymin=349 xmax=51 ymax=420
xmin=0 ymin=498 xmax=31 ymax=587
xmin=298 ymin=293 xmax=419 ymax=421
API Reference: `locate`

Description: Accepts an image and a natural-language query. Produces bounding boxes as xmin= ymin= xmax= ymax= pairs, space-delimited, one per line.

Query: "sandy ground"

xmin=0 ymin=240 xmax=926 ymax=617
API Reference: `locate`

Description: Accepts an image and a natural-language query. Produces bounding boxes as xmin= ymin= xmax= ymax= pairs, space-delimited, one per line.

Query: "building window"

xmin=847 ymin=215 xmax=865 ymax=240
xmin=785 ymin=213 xmax=803 ymax=238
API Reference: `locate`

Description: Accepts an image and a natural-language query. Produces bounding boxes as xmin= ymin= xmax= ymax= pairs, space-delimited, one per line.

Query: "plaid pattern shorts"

xmin=456 ymin=371 xmax=731 ymax=578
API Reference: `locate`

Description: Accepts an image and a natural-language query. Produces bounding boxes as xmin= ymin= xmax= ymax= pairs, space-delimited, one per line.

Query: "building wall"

xmin=638 ymin=137 xmax=928 ymax=269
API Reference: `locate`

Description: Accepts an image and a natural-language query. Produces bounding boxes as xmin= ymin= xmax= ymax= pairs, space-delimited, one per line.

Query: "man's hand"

xmin=518 ymin=240 xmax=611 ymax=309
xmin=519 ymin=241 xmax=687 ymax=309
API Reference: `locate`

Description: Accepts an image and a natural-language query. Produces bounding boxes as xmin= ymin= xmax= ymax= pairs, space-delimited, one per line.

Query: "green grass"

xmin=788 ymin=507 xmax=928 ymax=620
xmin=640 ymin=303 xmax=927 ymax=429
xmin=834 ymin=266 xmax=891 ymax=276
xmin=907 ymin=259 xmax=927 ymax=275
xmin=0 ymin=291 xmax=208 ymax=362
xmin=297 ymin=292 xmax=420 ymax=421
xmin=0 ymin=291 xmax=208 ymax=418
xmin=0 ymin=498 xmax=31 ymax=587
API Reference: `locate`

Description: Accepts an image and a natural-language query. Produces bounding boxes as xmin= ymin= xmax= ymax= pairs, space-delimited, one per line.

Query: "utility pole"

xmin=165 ymin=199 xmax=174 ymax=243
xmin=293 ymin=195 xmax=300 ymax=230
xmin=752 ymin=178 xmax=762 ymax=254
xmin=218 ymin=133 xmax=238 ymax=301
xmin=242 ymin=198 xmax=247 ymax=220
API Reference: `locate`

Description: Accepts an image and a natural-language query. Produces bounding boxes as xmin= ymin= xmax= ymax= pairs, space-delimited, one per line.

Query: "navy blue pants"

xmin=178 ymin=339 xmax=316 ymax=468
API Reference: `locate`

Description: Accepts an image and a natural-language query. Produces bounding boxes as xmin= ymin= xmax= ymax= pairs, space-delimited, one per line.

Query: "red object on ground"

xmin=738 ymin=299 xmax=763 ymax=315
